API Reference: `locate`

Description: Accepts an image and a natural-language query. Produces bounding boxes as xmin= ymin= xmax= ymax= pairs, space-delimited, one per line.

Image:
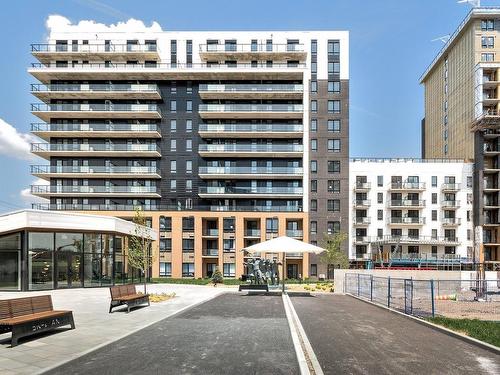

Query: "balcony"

xmin=244 ymin=229 xmax=261 ymax=237
xmin=388 ymin=200 xmax=426 ymax=208
xmin=198 ymin=123 xmax=303 ymax=138
xmin=353 ymin=182 xmax=371 ymax=191
xmin=198 ymin=84 xmax=303 ymax=100
xmin=31 ymin=185 xmax=160 ymax=198
xmin=202 ymin=249 xmax=219 ymax=257
xmin=442 ymin=218 xmax=461 ymax=226
xmin=198 ymin=186 xmax=303 ymax=198
xmin=353 ymin=217 xmax=371 ymax=225
xmin=31 ymin=123 xmax=161 ymax=140
xmin=388 ymin=217 xmax=425 ymax=225
xmin=29 ymin=62 xmax=305 ymax=83
xmin=353 ymin=236 xmax=370 ymax=244
xmin=353 ymin=199 xmax=370 ymax=208
xmin=285 ymin=252 xmax=303 ymax=258
xmin=371 ymin=235 xmax=460 ymax=245
xmin=31 ymin=165 xmax=161 ymax=180
xmin=389 ymin=182 xmax=426 ymax=191
xmin=198 ymin=43 xmax=307 ymax=61
xmin=198 ymin=166 xmax=303 ymax=179
xmin=31 ymin=143 xmax=161 ymax=159
xmin=31 ymin=43 xmax=160 ymax=62
xmin=198 ymin=104 xmax=303 ymax=119
xmin=441 ymin=200 xmax=461 ymax=209
xmin=202 ymin=229 xmax=219 ymax=237
xmin=31 ymin=103 xmax=161 ymax=121
xmin=441 ymin=183 xmax=461 ymax=191
xmin=198 ymin=144 xmax=303 ymax=158
xmin=31 ymin=83 xmax=161 ymax=101
xmin=286 ymin=230 xmax=303 ymax=238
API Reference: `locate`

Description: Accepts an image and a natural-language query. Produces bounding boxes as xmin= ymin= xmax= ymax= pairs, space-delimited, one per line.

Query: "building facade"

xmin=349 ymin=159 xmax=474 ymax=268
xmin=28 ymin=29 xmax=350 ymax=279
xmin=421 ymin=7 xmax=500 ymax=269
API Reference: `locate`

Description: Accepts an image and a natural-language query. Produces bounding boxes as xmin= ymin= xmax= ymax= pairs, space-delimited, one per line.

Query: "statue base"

xmin=238 ymin=284 xmax=269 ymax=292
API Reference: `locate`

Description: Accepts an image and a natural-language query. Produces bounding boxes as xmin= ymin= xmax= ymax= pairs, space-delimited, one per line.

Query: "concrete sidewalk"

xmin=0 ymin=284 xmax=229 ymax=375
xmin=290 ymin=294 xmax=500 ymax=375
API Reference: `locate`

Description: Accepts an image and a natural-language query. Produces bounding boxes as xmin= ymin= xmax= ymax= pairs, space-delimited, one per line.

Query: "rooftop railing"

xmin=30 ymin=62 xmax=306 ymax=70
xmin=31 ymin=43 xmax=158 ymax=53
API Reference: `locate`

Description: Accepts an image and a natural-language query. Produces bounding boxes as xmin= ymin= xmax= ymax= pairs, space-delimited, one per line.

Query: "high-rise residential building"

xmin=421 ymin=7 xmax=500 ymax=268
xmin=28 ymin=28 xmax=349 ymax=281
xmin=348 ymin=159 xmax=473 ymax=269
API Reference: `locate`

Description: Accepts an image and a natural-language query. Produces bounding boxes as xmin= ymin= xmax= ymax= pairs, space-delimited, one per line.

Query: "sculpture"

xmin=244 ymin=257 xmax=280 ymax=285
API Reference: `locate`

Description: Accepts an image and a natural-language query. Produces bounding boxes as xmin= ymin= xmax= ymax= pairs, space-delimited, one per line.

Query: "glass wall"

xmin=29 ymin=232 xmax=54 ymax=290
xmin=0 ymin=232 xmax=21 ymax=290
xmin=55 ymin=232 xmax=83 ymax=288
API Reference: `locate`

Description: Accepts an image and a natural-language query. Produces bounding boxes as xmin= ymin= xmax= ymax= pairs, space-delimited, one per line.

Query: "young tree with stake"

xmin=128 ymin=208 xmax=154 ymax=294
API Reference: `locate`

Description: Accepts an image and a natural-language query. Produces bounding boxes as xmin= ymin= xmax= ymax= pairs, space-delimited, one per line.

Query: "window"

xmin=328 ymin=139 xmax=340 ymax=152
xmin=377 ymin=193 xmax=383 ymax=204
xmin=430 ymin=176 xmax=437 ymax=187
xmin=223 ymin=218 xmax=235 ymax=232
xmin=481 ymin=19 xmax=494 ymax=31
xmin=311 ymin=119 xmax=317 ymax=132
xmin=170 ymin=179 xmax=177 ymax=191
xmin=328 ymin=180 xmax=340 ymax=193
xmin=186 ymin=160 xmax=192 ymax=174
xmin=327 ymin=199 xmax=338 ymax=211
xmin=159 ymin=216 xmax=172 ymax=231
xmin=223 ymin=263 xmax=235 ymax=277
xmin=310 ymin=264 xmax=317 ymax=277
xmin=311 ymin=180 xmax=317 ymax=192
xmin=186 ymin=82 xmax=192 ymax=94
xmin=408 ymin=229 xmax=419 ymax=239
xmin=444 ymin=246 xmax=456 ymax=255
xmin=467 ymin=210 xmax=471 ymax=222
xmin=170 ymin=160 xmax=177 ymax=173
xmin=377 ymin=210 xmax=383 ymax=221
xmin=328 ymin=81 xmax=340 ymax=93
xmin=170 ymin=139 xmax=177 ymax=152
xmin=328 ymin=161 xmax=340 ymax=173
xmin=377 ymin=176 xmax=383 ymax=187
xmin=311 ymin=81 xmax=317 ymax=93
xmin=467 ymin=176 xmax=472 ymax=188
xmin=159 ymin=262 xmax=172 ymax=277
xmin=432 ymin=193 xmax=437 ymax=204
xmin=182 ymin=217 xmax=194 ymax=231
xmin=311 ymin=100 xmax=317 ymax=112
xmin=266 ymin=218 xmax=279 ymax=234
xmin=377 ymin=229 xmax=383 ymax=239
xmin=482 ymin=53 xmax=494 ymax=62
xmin=467 ymin=229 xmax=471 ymax=241
xmin=223 ymin=239 xmax=235 ymax=252
xmin=432 ymin=210 xmax=437 ymax=221
xmin=170 ymin=100 xmax=177 ymax=112
xmin=328 ymin=120 xmax=340 ymax=132
xmin=311 ymin=139 xmax=318 ymax=152
xmin=159 ymin=238 xmax=172 ymax=252
xmin=186 ymin=100 xmax=192 ymax=112
xmin=310 ymin=221 xmax=317 ymax=234
xmin=186 ymin=119 xmax=192 ymax=133
xmin=170 ymin=119 xmax=177 ymax=132
xmin=186 ymin=139 xmax=192 ymax=152
xmin=311 ymin=40 xmax=317 ymax=54
xmin=311 ymin=199 xmax=317 ymax=211
xmin=182 ymin=239 xmax=194 ymax=252
xmin=182 ymin=263 xmax=194 ymax=277
xmin=328 ymin=100 xmax=340 ymax=113
xmin=186 ymin=180 xmax=192 ymax=192
xmin=482 ymin=36 xmax=494 ymax=48
xmin=327 ymin=221 xmax=340 ymax=234
xmin=311 ymin=160 xmax=318 ymax=173
xmin=431 ymin=229 xmax=438 ymax=240
xmin=328 ymin=62 xmax=340 ymax=74
xmin=328 ymin=40 xmax=340 ymax=55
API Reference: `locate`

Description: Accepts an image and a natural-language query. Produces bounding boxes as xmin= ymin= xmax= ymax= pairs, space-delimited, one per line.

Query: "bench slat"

xmin=0 ymin=310 xmax=72 ymax=326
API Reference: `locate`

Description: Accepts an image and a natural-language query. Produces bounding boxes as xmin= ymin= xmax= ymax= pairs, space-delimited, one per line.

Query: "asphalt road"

xmin=44 ymin=293 xmax=299 ymax=375
xmin=290 ymin=294 xmax=500 ymax=375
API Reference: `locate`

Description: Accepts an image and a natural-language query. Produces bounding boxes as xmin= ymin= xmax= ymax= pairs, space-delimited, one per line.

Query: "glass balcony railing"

xmin=199 ymin=166 xmax=303 ymax=175
xmin=441 ymin=183 xmax=461 ymax=190
xmin=203 ymin=229 xmax=219 ymax=236
xmin=198 ymin=84 xmax=303 ymax=93
xmin=31 ymin=185 xmax=158 ymax=194
xmin=199 ymin=144 xmax=303 ymax=153
xmin=390 ymin=182 xmax=426 ymax=190
xmin=31 ymin=143 xmax=159 ymax=153
xmin=199 ymin=186 xmax=303 ymax=195
xmin=31 ymin=103 xmax=160 ymax=113
xmin=372 ymin=235 xmax=459 ymax=244
xmin=31 ymin=43 xmax=158 ymax=53
xmin=199 ymin=43 xmax=305 ymax=53
xmin=198 ymin=104 xmax=303 ymax=112
xmin=286 ymin=230 xmax=303 ymax=237
xmin=442 ymin=218 xmax=461 ymax=225
xmin=198 ymin=123 xmax=303 ymax=133
xmin=389 ymin=200 xmax=426 ymax=207
xmin=202 ymin=249 xmax=219 ymax=256
xmin=245 ymin=229 xmax=261 ymax=237
xmin=353 ymin=199 xmax=371 ymax=206
xmin=389 ymin=217 xmax=425 ymax=224
xmin=31 ymin=83 xmax=160 ymax=94
xmin=353 ymin=217 xmax=371 ymax=225
xmin=30 ymin=165 xmax=160 ymax=175
xmin=30 ymin=62 xmax=306 ymax=70
xmin=441 ymin=200 xmax=460 ymax=208
xmin=354 ymin=182 xmax=371 ymax=190
xmin=31 ymin=123 xmax=159 ymax=132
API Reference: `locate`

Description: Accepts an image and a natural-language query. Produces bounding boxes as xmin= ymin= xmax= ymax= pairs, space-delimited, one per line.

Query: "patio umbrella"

xmin=242 ymin=236 xmax=325 ymax=293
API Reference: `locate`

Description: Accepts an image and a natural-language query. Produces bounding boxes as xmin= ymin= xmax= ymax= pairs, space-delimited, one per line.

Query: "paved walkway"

xmin=290 ymin=294 xmax=500 ymax=375
xmin=45 ymin=293 xmax=299 ymax=375
xmin=0 ymin=284 xmax=228 ymax=375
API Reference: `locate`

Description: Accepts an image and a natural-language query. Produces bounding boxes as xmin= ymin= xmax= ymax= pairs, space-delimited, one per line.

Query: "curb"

xmin=346 ymin=293 xmax=500 ymax=355
xmin=36 ymin=291 xmax=226 ymax=375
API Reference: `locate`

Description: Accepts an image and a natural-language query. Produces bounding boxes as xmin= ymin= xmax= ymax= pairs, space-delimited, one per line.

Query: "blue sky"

xmin=0 ymin=0 xmax=498 ymax=212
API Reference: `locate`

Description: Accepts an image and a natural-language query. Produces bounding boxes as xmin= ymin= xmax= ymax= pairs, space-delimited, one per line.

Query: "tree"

xmin=211 ymin=268 xmax=223 ymax=286
xmin=128 ymin=208 xmax=154 ymax=294
xmin=320 ymin=232 xmax=349 ymax=271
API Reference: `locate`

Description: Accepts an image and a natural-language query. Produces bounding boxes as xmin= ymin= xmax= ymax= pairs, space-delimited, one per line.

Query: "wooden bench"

xmin=0 ymin=295 xmax=75 ymax=347
xmin=109 ymin=284 xmax=150 ymax=313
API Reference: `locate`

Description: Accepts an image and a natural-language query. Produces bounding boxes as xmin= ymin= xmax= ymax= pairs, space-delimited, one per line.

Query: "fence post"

xmin=430 ymin=279 xmax=435 ymax=318
xmin=357 ymin=273 xmax=360 ymax=296
xmin=370 ymin=275 xmax=373 ymax=301
xmin=387 ymin=276 xmax=391 ymax=308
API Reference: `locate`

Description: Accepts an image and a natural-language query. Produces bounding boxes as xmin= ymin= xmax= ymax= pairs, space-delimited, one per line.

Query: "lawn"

xmin=427 ymin=317 xmax=500 ymax=348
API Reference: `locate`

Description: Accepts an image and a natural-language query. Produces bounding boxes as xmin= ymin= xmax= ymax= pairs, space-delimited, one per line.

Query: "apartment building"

xmin=349 ymin=159 xmax=474 ymax=268
xmin=28 ymin=28 xmax=349 ymax=282
xmin=421 ymin=7 xmax=500 ymax=268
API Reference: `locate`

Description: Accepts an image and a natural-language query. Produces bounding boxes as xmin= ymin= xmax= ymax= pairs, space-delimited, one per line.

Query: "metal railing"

xmin=198 ymin=123 xmax=303 ymax=133
xmin=31 ymin=103 xmax=160 ymax=113
xmin=198 ymin=104 xmax=303 ymax=112
xmin=370 ymin=235 xmax=459 ymax=244
xmin=198 ymin=166 xmax=303 ymax=175
xmin=198 ymin=186 xmax=303 ymax=194
xmin=31 ymin=43 xmax=158 ymax=53
xmin=31 ymin=123 xmax=160 ymax=132
xmin=198 ymin=84 xmax=303 ymax=92
xmin=30 ymin=165 xmax=160 ymax=175
xmin=30 ymin=62 xmax=306 ymax=70
xmin=31 ymin=143 xmax=159 ymax=153
xmin=199 ymin=43 xmax=305 ymax=53
xmin=31 ymin=185 xmax=158 ymax=194
xmin=31 ymin=83 xmax=160 ymax=94
xmin=199 ymin=144 xmax=303 ymax=153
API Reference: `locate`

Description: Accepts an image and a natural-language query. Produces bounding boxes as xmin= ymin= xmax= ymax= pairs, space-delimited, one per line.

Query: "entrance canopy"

xmin=243 ymin=236 xmax=325 ymax=254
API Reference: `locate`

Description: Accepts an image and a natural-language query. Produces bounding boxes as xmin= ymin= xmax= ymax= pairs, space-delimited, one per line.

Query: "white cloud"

xmin=20 ymin=178 xmax=49 ymax=205
xmin=0 ymin=118 xmax=36 ymax=161
xmin=46 ymin=15 xmax=163 ymax=40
